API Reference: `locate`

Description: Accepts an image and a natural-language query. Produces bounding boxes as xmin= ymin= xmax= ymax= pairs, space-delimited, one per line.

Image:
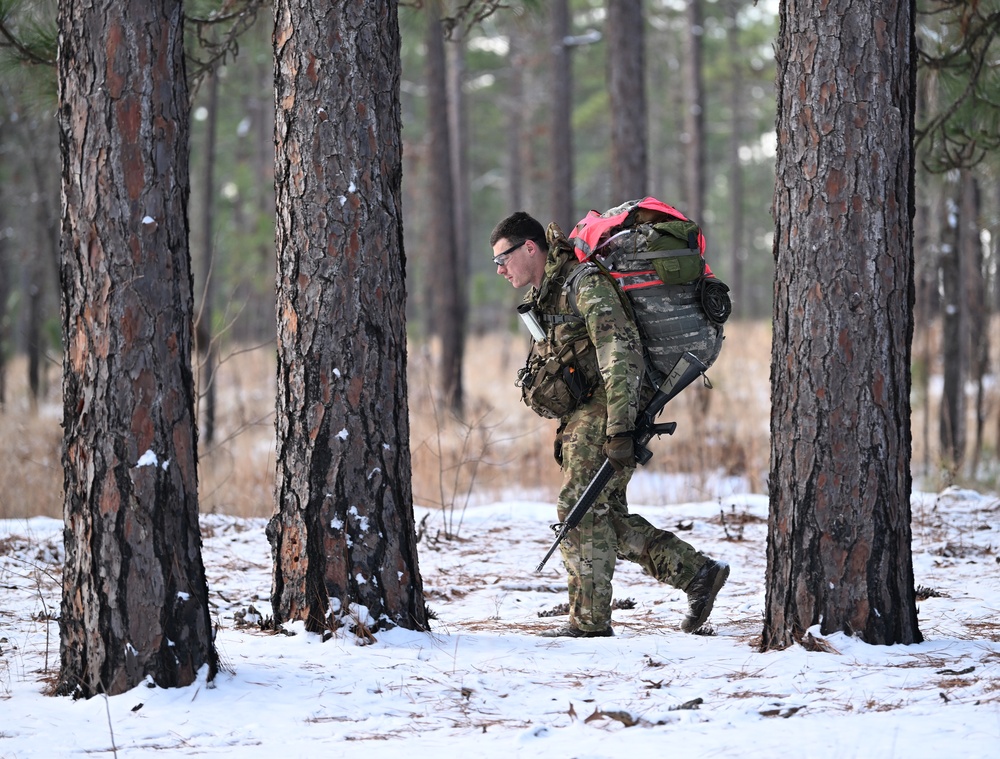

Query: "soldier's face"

xmin=493 ymin=238 xmax=542 ymax=289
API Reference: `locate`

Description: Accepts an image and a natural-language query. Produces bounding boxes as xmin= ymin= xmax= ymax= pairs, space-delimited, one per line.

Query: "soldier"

xmin=491 ymin=211 xmax=729 ymax=637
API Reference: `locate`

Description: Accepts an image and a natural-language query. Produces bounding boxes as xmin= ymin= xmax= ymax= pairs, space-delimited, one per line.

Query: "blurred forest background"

xmin=1 ymin=0 xmax=999 ymax=520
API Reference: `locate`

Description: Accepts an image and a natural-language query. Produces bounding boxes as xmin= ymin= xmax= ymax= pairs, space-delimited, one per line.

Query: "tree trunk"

xmin=269 ymin=0 xmax=427 ymax=636
xmin=726 ymin=0 xmax=746 ymax=313
xmin=56 ymin=0 xmax=217 ymax=697
xmin=446 ymin=32 xmax=468 ymax=414
xmin=765 ymin=0 xmax=921 ymax=649
xmin=550 ymin=0 xmax=574 ymax=230
xmin=505 ymin=31 xmax=524 ymax=213
xmin=962 ymin=171 xmax=986 ymax=477
xmin=424 ymin=4 xmax=462 ymax=415
xmin=26 ymin=279 xmax=40 ymax=411
xmin=197 ymin=65 xmax=219 ymax=446
xmin=912 ymin=178 xmax=935 ymax=477
xmin=26 ymin=140 xmax=59 ymax=410
xmin=939 ymin=181 xmax=964 ymax=471
xmin=0 ymin=131 xmax=7 ymax=408
xmin=607 ymin=0 xmax=647 ymax=202
xmin=682 ymin=0 xmax=705 ymax=220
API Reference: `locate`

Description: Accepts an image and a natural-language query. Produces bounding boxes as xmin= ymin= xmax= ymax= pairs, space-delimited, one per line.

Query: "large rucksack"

xmin=565 ymin=197 xmax=730 ymax=379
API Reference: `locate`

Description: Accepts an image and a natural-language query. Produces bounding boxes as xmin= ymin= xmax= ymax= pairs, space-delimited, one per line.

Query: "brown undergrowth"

xmin=1 ymin=320 xmax=768 ymax=520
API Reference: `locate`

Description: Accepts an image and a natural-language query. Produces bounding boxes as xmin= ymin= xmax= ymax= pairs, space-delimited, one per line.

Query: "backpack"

xmin=565 ymin=197 xmax=730 ymax=379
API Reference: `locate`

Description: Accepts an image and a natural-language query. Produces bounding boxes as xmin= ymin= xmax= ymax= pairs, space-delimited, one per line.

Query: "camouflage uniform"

xmin=523 ymin=238 xmax=710 ymax=633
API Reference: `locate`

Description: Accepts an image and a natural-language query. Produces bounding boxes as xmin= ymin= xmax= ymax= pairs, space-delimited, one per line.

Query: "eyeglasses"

xmin=492 ymin=240 xmax=525 ymax=267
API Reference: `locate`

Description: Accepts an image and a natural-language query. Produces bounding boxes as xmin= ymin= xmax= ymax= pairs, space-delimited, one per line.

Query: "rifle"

xmin=534 ymin=352 xmax=709 ymax=573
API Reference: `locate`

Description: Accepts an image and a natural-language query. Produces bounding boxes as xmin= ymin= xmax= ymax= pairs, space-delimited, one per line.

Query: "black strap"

xmin=538 ymin=312 xmax=583 ymax=325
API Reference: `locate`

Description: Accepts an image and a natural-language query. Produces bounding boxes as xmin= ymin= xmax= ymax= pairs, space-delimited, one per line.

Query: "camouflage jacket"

xmin=521 ymin=235 xmax=644 ymax=436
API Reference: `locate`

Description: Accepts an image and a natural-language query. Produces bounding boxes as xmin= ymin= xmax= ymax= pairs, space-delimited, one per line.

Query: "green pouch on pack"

xmin=648 ymin=220 xmax=704 ymax=285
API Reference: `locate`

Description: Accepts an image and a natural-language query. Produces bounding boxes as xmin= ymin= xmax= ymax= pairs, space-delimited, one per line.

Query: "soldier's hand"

xmin=603 ymin=433 xmax=635 ymax=472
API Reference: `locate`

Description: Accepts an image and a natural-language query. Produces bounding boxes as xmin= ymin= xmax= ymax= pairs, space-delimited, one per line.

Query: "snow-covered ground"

xmin=2 ymin=480 xmax=998 ymax=758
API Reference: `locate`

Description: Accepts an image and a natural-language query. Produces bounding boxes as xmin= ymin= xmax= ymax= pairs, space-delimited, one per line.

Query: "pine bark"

xmin=269 ymin=0 xmax=426 ymax=635
xmin=765 ymin=0 xmax=922 ymax=648
xmin=56 ymin=0 xmax=217 ymax=696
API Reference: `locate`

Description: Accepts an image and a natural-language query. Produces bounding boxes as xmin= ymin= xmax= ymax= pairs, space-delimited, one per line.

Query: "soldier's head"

xmin=490 ymin=211 xmax=548 ymax=289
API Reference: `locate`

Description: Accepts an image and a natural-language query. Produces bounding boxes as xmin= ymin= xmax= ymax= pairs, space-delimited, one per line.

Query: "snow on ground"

xmin=1 ymin=480 xmax=999 ymax=758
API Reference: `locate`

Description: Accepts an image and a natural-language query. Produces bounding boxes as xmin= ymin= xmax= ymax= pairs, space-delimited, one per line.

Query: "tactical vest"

xmin=515 ymin=246 xmax=603 ymax=420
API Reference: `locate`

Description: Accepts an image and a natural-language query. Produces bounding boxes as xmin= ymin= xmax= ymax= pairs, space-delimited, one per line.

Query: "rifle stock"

xmin=534 ymin=352 xmax=708 ymax=573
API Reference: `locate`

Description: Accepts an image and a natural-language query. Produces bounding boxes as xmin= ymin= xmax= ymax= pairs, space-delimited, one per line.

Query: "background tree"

xmin=425 ymin=1 xmax=464 ymax=415
xmin=0 ymin=113 xmax=8 ymax=408
xmin=268 ymin=0 xmax=427 ymax=635
xmin=607 ymin=0 xmax=647 ymax=201
xmin=681 ymin=0 xmax=705 ymax=220
xmin=916 ymin=0 xmax=1000 ymax=172
xmin=764 ymin=0 xmax=922 ymax=648
xmin=195 ymin=63 xmax=220 ymax=445
xmin=550 ymin=0 xmax=574 ymax=229
xmin=937 ymin=178 xmax=965 ymax=469
xmin=447 ymin=26 xmax=470 ymax=415
xmin=914 ymin=0 xmax=1000 ymax=476
xmin=724 ymin=0 xmax=746 ymax=312
xmin=56 ymin=0 xmax=217 ymax=696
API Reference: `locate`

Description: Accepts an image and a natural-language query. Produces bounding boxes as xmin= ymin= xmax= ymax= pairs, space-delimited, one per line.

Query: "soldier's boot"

xmin=682 ymin=560 xmax=729 ymax=633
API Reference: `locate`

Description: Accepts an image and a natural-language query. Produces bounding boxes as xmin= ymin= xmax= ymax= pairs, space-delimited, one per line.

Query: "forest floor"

xmin=2 ymin=482 xmax=999 ymax=758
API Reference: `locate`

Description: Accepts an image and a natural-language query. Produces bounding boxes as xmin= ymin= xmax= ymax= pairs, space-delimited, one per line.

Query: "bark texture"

xmin=56 ymin=0 xmax=217 ymax=696
xmin=269 ymin=0 xmax=426 ymax=635
xmin=765 ymin=0 xmax=922 ymax=648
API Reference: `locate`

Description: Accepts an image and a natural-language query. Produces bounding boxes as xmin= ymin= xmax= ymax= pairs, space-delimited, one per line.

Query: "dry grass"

xmin=1 ymin=324 xmax=772 ymax=520
xmin=0 ymin=379 xmax=63 ymax=520
xmin=5 ymin=318 xmax=991 ymax=521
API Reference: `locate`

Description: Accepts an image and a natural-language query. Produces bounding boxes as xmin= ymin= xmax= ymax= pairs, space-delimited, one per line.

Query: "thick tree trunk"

xmin=56 ymin=0 xmax=217 ymax=696
xmin=269 ymin=0 xmax=426 ymax=636
xmin=607 ymin=0 xmax=647 ymax=202
xmin=765 ymin=0 xmax=921 ymax=649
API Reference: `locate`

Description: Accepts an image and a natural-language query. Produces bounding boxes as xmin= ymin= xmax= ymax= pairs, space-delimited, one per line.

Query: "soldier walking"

xmin=491 ymin=211 xmax=729 ymax=637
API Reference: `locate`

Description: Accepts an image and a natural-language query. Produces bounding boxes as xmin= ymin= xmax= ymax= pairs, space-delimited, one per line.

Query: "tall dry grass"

xmin=1 ymin=319 xmax=984 ymax=521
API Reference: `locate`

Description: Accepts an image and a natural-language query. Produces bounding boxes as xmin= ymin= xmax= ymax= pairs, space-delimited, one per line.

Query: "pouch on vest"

xmin=516 ymin=337 xmax=597 ymax=420
xmin=647 ymin=220 xmax=705 ymax=285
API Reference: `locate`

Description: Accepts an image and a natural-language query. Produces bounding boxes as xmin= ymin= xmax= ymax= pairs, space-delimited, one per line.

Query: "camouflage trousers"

xmin=556 ymin=395 xmax=709 ymax=632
